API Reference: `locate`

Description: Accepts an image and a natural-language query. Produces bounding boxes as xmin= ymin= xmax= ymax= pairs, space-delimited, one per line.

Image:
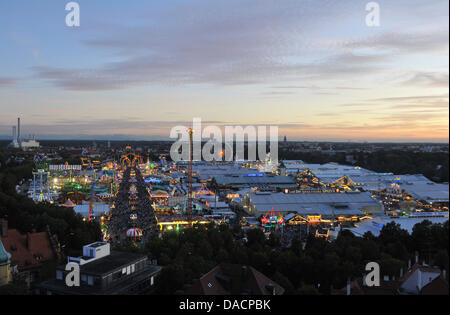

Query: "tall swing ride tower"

xmin=187 ymin=128 xmax=194 ymax=217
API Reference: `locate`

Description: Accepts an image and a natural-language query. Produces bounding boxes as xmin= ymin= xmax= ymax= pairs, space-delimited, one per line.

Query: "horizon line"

xmin=0 ymin=138 xmax=448 ymax=145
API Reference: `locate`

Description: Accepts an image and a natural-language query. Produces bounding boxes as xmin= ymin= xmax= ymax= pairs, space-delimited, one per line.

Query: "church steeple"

xmin=0 ymin=239 xmax=12 ymax=286
xmin=0 ymin=240 xmax=11 ymax=266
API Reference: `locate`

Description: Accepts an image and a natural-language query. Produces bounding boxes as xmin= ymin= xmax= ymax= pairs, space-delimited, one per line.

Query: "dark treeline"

xmin=0 ymin=153 xmax=101 ymax=256
xmin=2 ymin=140 xmax=448 ymax=182
xmin=279 ymin=150 xmax=449 ymax=183
xmin=26 ymin=140 xmax=172 ymax=148
xmin=355 ymin=151 xmax=448 ymax=183
xmin=121 ymin=220 xmax=449 ymax=295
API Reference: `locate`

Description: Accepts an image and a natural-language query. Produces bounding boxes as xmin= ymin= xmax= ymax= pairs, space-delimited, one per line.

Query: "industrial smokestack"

xmin=12 ymin=126 xmax=16 ymax=140
xmin=17 ymin=117 xmax=21 ymax=142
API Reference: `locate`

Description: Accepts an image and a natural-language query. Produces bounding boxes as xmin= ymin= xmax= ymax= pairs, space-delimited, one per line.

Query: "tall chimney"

xmin=17 ymin=117 xmax=21 ymax=142
xmin=12 ymin=126 xmax=16 ymax=141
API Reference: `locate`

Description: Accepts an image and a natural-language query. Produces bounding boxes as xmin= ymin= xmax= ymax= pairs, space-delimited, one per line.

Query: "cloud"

xmin=29 ymin=0 xmax=397 ymax=91
xmin=269 ymin=85 xmax=367 ymax=91
xmin=368 ymin=93 xmax=449 ymax=103
xmin=3 ymin=0 xmax=448 ymax=142
xmin=374 ymin=110 xmax=448 ymax=123
xmin=388 ymin=98 xmax=449 ymax=110
xmin=0 ymin=78 xmax=17 ymax=87
xmin=0 ymin=117 xmax=308 ymax=138
xmin=398 ymin=71 xmax=449 ymax=88
xmin=1 ymin=116 xmax=446 ymax=142
xmin=32 ymin=51 xmax=389 ymax=91
xmin=336 ymin=94 xmax=449 ymax=114
xmin=342 ymin=30 xmax=449 ymax=55
xmin=27 ymin=1 xmax=447 ymax=93
xmin=260 ymin=91 xmax=296 ymax=96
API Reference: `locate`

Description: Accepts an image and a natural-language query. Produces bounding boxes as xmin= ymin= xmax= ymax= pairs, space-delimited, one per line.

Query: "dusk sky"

xmin=0 ymin=0 xmax=448 ymax=142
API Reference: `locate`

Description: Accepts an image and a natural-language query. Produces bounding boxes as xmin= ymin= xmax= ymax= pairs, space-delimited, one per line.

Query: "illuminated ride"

xmin=126 ymin=228 xmax=143 ymax=241
xmin=193 ymin=183 xmax=214 ymax=196
xmin=261 ymin=208 xmax=285 ymax=229
xmin=121 ymin=153 xmax=143 ymax=168
xmin=144 ymin=176 xmax=162 ymax=184
xmin=129 ymin=184 xmax=137 ymax=193
xmin=144 ymin=158 xmax=157 ymax=171
xmin=156 ymin=216 xmax=211 ymax=232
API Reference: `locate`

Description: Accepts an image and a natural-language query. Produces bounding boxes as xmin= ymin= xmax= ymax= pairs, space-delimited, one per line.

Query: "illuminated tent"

xmin=126 ymin=228 xmax=143 ymax=241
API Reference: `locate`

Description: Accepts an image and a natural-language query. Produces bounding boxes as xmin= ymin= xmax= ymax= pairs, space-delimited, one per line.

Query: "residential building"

xmin=35 ymin=242 xmax=162 ymax=295
xmin=332 ymin=263 xmax=448 ymax=295
xmin=184 ymin=263 xmax=284 ymax=295
xmin=0 ymin=219 xmax=60 ymax=283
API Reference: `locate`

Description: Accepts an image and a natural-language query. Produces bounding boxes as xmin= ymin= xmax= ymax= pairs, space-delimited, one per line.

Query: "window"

xmin=56 ymin=270 xmax=63 ymax=280
xmin=105 ymin=274 xmax=112 ymax=285
xmin=113 ymin=271 xmax=123 ymax=280
xmin=131 ymin=264 xmax=135 ymax=273
xmin=88 ymin=276 xmax=94 ymax=286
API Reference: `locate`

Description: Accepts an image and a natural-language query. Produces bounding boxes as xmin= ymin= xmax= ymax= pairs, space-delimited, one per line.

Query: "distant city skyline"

xmin=0 ymin=0 xmax=448 ymax=142
xmin=0 ymin=131 xmax=449 ymax=144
